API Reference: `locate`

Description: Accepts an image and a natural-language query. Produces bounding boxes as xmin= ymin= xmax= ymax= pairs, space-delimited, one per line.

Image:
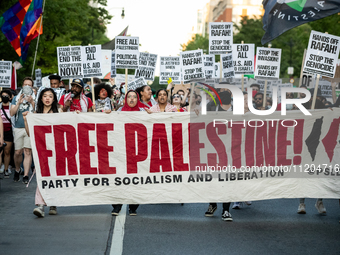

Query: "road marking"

xmin=110 ymin=205 xmax=127 ymax=255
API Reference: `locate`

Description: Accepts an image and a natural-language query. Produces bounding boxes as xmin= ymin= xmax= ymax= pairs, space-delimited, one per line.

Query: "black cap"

xmin=71 ymin=78 xmax=85 ymax=88
xmin=49 ymin=74 xmax=61 ymax=81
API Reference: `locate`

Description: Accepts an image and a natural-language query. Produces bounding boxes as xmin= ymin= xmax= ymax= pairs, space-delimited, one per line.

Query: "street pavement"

xmin=0 ymin=173 xmax=339 ymax=255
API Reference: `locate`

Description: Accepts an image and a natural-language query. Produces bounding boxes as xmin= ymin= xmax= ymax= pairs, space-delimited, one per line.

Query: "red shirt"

xmin=59 ymin=95 xmax=93 ymax=112
xmin=1 ymin=105 xmax=11 ymax=132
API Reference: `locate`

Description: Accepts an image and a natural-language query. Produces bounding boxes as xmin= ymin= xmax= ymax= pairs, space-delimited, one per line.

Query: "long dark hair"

xmin=135 ymin=85 xmax=148 ymax=101
xmin=36 ymin=88 xmax=59 ymax=113
xmin=156 ymin=89 xmax=168 ymax=100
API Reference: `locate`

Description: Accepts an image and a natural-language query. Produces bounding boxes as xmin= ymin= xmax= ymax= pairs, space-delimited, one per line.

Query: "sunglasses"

xmin=254 ymin=97 xmax=262 ymax=100
xmin=173 ymin=95 xmax=180 ymax=99
xmin=85 ymin=88 xmax=90 ymax=91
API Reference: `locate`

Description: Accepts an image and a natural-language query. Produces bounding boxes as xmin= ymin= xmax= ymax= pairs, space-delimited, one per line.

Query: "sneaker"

xmin=232 ymin=202 xmax=241 ymax=209
xmin=8 ymin=166 xmax=12 ymax=174
xmin=0 ymin=164 xmax=4 ymax=173
xmin=20 ymin=167 xmax=24 ymax=175
xmin=315 ymin=200 xmax=326 ymax=214
xmin=111 ymin=207 xmax=121 ymax=216
xmin=4 ymin=170 xmax=10 ymax=178
xmin=129 ymin=209 xmax=137 ymax=216
xmin=222 ymin=211 xmax=233 ymax=221
xmin=205 ymin=204 xmax=217 ymax=217
xmin=22 ymin=176 xmax=29 ymax=184
xmin=13 ymin=170 xmax=20 ymax=182
xmin=49 ymin=206 xmax=57 ymax=215
xmin=244 ymin=201 xmax=252 ymax=206
xmin=297 ymin=203 xmax=306 ymax=214
xmin=33 ymin=205 xmax=45 ymax=218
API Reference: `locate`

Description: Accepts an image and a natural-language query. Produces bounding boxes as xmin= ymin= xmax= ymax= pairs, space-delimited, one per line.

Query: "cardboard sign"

xmin=232 ymin=44 xmax=255 ymax=75
xmin=209 ymin=22 xmax=233 ymax=54
xmin=135 ymin=52 xmax=157 ymax=81
xmin=0 ymin=61 xmax=12 ymax=88
xmin=81 ymin=45 xmax=102 ymax=78
xmin=57 ymin=46 xmax=83 ymax=79
xmin=255 ymin=47 xmax=281 ymax=80
xmin=111 ymin=50 xmax=116 ymax=78
xmin=303 ymin=30 xmax=340 ymax=78
xmin=203 ymin=54 xmax=215 ymax=81
xmin=115 ymin=36 xmax=139 ymax=69
xmin=35 ymin=69 xmax=42 ymax=87
xmin=159 ymin=56 xmax=181 ymax=84
xmin=127 ymin=77 xmax=147 ymax=91
xmin=180 ymin=49 xmax=205 ymax=83
xmin=221 ymin=53 xmax=234 ymax=79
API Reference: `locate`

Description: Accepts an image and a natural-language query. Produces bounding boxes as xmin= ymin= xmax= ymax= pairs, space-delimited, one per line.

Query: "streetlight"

xmin=108 ymin=7 xmax=125 ymax=19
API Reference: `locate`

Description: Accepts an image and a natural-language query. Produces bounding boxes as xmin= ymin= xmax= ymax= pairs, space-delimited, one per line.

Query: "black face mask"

xmin=1 ymin=96 xmax=9 ymax=103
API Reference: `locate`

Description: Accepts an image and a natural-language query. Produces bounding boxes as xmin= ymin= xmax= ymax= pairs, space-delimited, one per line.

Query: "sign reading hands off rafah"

xmin=180 ymin=49 xmax=205 ymax=83
xmin=209 ymin=22 xmax=233 ymax=54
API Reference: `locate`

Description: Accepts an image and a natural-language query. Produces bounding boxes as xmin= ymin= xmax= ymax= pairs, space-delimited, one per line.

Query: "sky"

xmin=106 ymin=0 xmax=210 ymax=76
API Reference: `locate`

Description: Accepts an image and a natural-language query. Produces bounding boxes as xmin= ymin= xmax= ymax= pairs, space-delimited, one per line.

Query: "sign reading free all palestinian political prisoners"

xmin=303 ymin=30 xmax=340 ymax=78
xmin=159 ymin=56 xmax=181 ymax=84
xmin=57 ymin=46 xmax=83 ymax=79
xmin=0 ymin=61 xmax=12 ymax=87
xmin=255 ymin=47 xmax=281 ymax=80
xmin=232 ymin=44 xmax=255 ymax=75
xmin=180 ymin=49 xmax=205 ymax=83
xmin=81 ymin=45 xmax=102 ymax=78
xmin=115 ymin=36 xmax=139 ymax=69
xmin=26 ymin=110 xmax=340 ymax=206
xmin=135 ymin=52 xmax=157 ymax=81
xmin=209 ymin=22 xmax=233 ymax=54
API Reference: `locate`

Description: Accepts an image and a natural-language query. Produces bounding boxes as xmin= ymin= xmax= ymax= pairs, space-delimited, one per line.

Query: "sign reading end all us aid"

xmin=303 ymin=30 xmax=340 ymax=78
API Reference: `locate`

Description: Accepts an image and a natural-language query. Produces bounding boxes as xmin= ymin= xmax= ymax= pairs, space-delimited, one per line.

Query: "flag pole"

xmin=31 ymin=0 xmax=46 ymax=77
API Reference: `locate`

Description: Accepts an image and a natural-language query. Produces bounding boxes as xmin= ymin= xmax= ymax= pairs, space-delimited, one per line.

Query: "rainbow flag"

xmin=19 ymin=0 xmax=43 ymax=62
xmin=0 ymin=0 xmax=32 ymax=56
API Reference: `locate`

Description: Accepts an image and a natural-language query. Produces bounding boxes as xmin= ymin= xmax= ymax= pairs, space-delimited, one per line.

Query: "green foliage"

xmin=0 ymin=0 xmax=112 ymax=84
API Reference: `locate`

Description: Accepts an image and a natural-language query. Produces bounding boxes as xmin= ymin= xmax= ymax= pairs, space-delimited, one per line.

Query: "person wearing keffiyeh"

xmin=148 ymin=89 xmax=177 ymax=113
xmin=94 ymin=83 xmax=113 ymax=113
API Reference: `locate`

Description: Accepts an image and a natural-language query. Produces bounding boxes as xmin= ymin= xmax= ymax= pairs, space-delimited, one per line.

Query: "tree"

xmin=0 ymin=0 xmax=112 ymax=84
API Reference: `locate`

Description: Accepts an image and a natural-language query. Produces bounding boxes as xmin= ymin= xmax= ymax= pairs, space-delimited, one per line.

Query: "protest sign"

xmin=203 ymin=54 xmax=215 ymax=81
xmin=301 ymin=73 xmax=314 ymax=88
xmin=81 ymin=45 xmax=102 ymax=78
xmin=221 ymin=53 xmax=234 ymax=79
xmin=303 ymin=30 xmax=340 ymax=78
xmin=115 ymin=36 xmax=139 ymax=69
xmin=42 ymin=76 xmax=50 ymax=88
xmin=115 ymin=74 xmax=135 ymax=87
xmin=318 ymin=79 xmax=333 ymax=98
xmin=111 ymin=50 xmax=116 ymax=78
xmin=35 ymin=69 xmax=42 ymax=87
xmin=277 ymin=83 xmax=293 ymax=103
xmin=255 ymin=47 xmax=281 ymax=80
xmin=209 ymin=22 xmax=233 ymax=54
xmin=230 ymin=77 xmax=248 ymax=90
xmin=100 ymin=50 xmax=112 ymax=79
xmin=57 ymin=46 xmax=83 ymax=79
xmin=27 ymin=110 xmax=340 ymax=206
xmin=232 ymin=44 xmax=255 ymax=75
xmin=214 ymin=63 xmax=220 ymax=80
xmin=127 ymin=77 xmax=147 ymax=91
xmin=135 ymin=52 xmax=158 ymax=81
xmin=159 ymin=56 xmax=181 ymax=84
xmin=0 ymin=61 xmax=12 ymax=88
xmin=180 ymin=49 xmax=205 ymax=83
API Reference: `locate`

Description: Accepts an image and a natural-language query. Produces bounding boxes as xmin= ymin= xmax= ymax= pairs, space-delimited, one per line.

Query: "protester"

xmin=23 ymin=88 xmax=59 ymax=217
xmin=253 ymin=92 xmax=269 ymax=110
xmin=59 ymin=78 xmax=93 ymax=112
xmin=0 ymin=90 xmax=14 ymax=178
xmin=10 ymin=77 xmax=35 ymax=184
xmin=94 ymin=83 xmax=113 ymax=113
xmin=171 ymin=93 xmax=187 ymax=112
xmin=136 ymin=85 xmax=157 ymax=110
xmin=148 ymin=89 xmax=177 ymax=113
xmin=84 ymin=85 xmax=91 ymax=96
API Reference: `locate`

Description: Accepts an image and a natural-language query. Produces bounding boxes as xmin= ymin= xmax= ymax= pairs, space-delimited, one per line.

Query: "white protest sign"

xmin=180 ymin=49 xmax=205 ymax=83
xmin=203 ymin=54 xmax=215 ymax=81
xmin=0 ymin=61 xmax=11 ymax=88
xmin=214 ymin=63 xmax=220 ymax=80
xmin=232 ymin=44 xmax=255 ymax=75
xmin=81 ymin=45 xmax=102 ymax=78
xmin=115 ymin=74 xmax=135 ymax=87
xmin=303 ymin=30 xmax=340 ymax=78
xmin=135 ymin=52 xmax=158 ymax=81
xmin=255 ymin=47 xmax=281 ymax=80
xmin=111 ymin=50 xmax=116 ymax=78
xmin=256 ymin=79 xmax=274 ymax=96
xmin=42 ymin=76 xmax=50 ymax=88
xmin=127 ymin=77 xmax=147 ymax=91
xmin=221 ymin=53 xmax=234 ymax=79
xmin=100 ymin=49 xmax=112 ymax=79
xmin=57 ymin=46 xmax=83 ymax=79
xmin=277 ymin=83 xmax=293 ymax=103
xmin=159 ymin=56 xmax=181 ymax=84
xmin=301 ymin=73 xmax=314 ymax=88
xmin=209 ymin=22 xmax=233 ymax=54
xmin=115 ymin=36 xmax=139 ymax=69
xmin=35 ymin=69 xmax=42 ymax=87
xmin=318 ymin=78 xmax=333 ymax=98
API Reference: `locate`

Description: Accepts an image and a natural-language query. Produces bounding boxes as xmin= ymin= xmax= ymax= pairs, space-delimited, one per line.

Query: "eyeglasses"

xmin=85 ymin=88 xmax=90 ymax=91
xmin=173 ymin=95 xmax=180 ymax=99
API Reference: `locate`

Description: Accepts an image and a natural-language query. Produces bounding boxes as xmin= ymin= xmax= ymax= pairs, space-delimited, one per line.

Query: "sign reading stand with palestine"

xmin=0 ymin=61 xmax=12 ymax=87
xmin=81 ymin=45 xmax=102 ymax=78
xmin=180 ymin=49 xmax=205 ymax=83
xmin=209 ymin=22 xmax=233 ymax=54
xmin=135 ymin=52 xmax=157 ymax=81
xmin=57 ymin=46 xmax=83 ymax=79
xmin=232 ymin=44 xmax=255 ymax=75
xmin=255 ymin=47 xmax=281 ymax=80
xmin=159 ymin=56 xmax=181 ymax=84
xmin=115 ymin=36 xmax=139 ymax=69
xmin=303 ymin=30 xmax=340 ymax=78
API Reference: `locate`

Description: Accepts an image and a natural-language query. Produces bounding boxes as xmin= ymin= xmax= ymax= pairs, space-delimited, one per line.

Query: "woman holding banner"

xmin=148 ymin=89 xmax=177 ymax=113
xmin=94 ymin=83 xmax=113 ymax=113
xmin=136 ymin=85 xmax=157 ymax=110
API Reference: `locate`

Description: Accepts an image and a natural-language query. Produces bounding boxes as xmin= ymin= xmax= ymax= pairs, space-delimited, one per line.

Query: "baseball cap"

xmin=71 ymin=78 xmax=85 ymax=88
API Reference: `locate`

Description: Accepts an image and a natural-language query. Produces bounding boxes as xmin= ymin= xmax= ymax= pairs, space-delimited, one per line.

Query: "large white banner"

xmin=27 ymin=110 xmax=340 ymax=206
xmin=159 ymin=56 xmax=181 ymax=84
xmin=115 ymin=36 xmax=139 ymax=69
